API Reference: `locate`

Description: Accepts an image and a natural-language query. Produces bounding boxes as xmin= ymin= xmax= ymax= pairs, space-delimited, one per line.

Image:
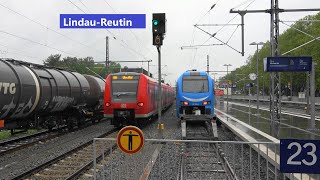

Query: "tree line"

xmin=43 ymin=54 xmax=121 ymax=78
xmin=222 ymin=12 xmax=320 ymax=97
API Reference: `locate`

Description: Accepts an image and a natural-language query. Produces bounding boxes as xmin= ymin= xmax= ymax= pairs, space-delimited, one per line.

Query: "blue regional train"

xmin=176 ymin=70 xmax=216 ymax=121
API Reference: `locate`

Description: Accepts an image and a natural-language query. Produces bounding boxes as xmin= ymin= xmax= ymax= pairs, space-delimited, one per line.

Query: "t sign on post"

xmin=280 ymin=139 xmax=320 ymax=174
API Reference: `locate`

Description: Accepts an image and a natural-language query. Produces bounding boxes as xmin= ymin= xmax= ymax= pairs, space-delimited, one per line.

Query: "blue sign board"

xmin=264 ymin=56 xmax=312 ymax=72
xmin=280 ymin=139 xmax=320 ymax=174
xmin=60 ymin=14 xmax=146 ymax=28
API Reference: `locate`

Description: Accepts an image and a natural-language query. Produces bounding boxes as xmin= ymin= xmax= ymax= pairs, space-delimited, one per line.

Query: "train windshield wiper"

xmin=199 ymin=82 xmax=205 ymax=93
xmin=114 ymin=92 xmax=136 ymax=97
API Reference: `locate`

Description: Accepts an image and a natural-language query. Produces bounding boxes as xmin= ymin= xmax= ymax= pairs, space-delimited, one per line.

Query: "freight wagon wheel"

xmin=67 ymin=117 xmax=76 ymax=131
xmin=77 ymin=116 xmax=86 ymax=128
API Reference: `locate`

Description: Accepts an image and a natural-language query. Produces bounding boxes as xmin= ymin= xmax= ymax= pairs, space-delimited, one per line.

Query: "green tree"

xmin=43 ymin=54 xmax=62 ymax=66
xmin=224 ymin=12 xmax=320 ymax=96
xmin=43 ymin=54 xmax=121 ymax=78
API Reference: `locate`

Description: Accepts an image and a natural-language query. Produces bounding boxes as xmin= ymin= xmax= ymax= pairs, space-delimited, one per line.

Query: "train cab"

xmin=176 ymin=70 xmax=216 ymax=121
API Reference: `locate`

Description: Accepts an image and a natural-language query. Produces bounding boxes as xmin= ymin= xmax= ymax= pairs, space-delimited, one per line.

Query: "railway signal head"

xmin=152 ymin=13 xmax=165 ymax=34
xmin=153 ymin=20 xmax=159 ymax=26
xmin=152 ymin=13 xmax=166 ymax=46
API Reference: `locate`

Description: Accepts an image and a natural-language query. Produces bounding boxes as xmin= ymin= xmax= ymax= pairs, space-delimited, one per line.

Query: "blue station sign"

xmin=60 ymin=14 xmax=146 ymax=29
xmin=280 ymin=139 xmax=320 ymax=174
xmin=264 ymin=56 xmax=312 ymax=72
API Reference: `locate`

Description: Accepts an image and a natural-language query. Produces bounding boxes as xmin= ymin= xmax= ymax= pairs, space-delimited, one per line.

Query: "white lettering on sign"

xmin=63 ymin=18 xmax=133 ymax=27
xmin=100 ymin=18 xmax=132 ymax=27
xmin=0 ymin=82 xmax=16 ymax=95
xmin=64 ymin=18 xmax=96 ymax=27
xmin=287 ymin=142 xmax=317 ymax=166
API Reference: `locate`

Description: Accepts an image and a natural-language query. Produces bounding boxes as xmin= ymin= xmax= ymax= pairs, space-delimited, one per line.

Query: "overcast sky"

xmin=0 ymin=0 xmax=320 ymax=85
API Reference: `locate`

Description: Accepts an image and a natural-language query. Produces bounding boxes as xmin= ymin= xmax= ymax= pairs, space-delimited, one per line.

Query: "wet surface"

xmin=215 ymin=98 xmax=320 ymax=140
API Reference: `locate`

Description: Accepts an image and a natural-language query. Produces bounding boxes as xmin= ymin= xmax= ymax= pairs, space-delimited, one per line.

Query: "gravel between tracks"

xmin=94 ymin=104 xmax=272 ymax=180
xmin=0 ymin=120 xmax=113 ymax=179
xmin=94 ymin=105 xmax=182 ymax=180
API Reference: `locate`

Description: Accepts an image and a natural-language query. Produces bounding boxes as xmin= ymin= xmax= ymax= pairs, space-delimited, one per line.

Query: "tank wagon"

xmin=176 ymin=70 xmax=216 ymax=122
xmin=0 ymin=59 xmax=105 ymax=131
xmin=104 ymin=72 xmax=174 ymax=127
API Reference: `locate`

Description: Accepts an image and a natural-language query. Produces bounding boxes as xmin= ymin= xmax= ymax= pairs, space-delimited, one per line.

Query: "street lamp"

xmin=211 ymin=73 xmax=218 ymax=83
xmin=223 ymin=64 xmax=232 ymax=113
xmin=249 ymin=41 xmax=264 ymax=115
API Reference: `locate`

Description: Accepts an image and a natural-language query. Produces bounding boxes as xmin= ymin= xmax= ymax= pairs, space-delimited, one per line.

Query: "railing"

xmin=92 ymin=138 xmax=318 ymax=180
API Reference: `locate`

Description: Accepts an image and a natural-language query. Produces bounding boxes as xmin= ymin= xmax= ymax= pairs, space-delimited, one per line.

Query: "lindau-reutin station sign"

xmin=263 ymin=56 xmax=312 ymax=72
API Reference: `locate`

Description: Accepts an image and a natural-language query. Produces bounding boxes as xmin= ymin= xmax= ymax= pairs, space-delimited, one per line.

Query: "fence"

xmin=92 ymin=138 xmax=318 ymax=180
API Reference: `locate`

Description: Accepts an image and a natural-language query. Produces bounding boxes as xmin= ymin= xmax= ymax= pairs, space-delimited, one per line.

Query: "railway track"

xmin=180 ymin=141 xmax=237 ymax=180
xmin=12 ymin=127 xmax=119 ymax=180
xmin=182 ymin=121 xmax=216 ymax=140
xmin=0 ymin=119 xmax=106 ymax=157
xmin=179 ymin=120 xmax=237 ymax=180
xmin=0 ymin=129 xmax=62 ymax=156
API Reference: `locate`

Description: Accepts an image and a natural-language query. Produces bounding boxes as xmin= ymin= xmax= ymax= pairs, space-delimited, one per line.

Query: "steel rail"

xmin=0 ymin=119 xmax=98 ymax=156
xmin=0 ymin=129 xmax=49 ymax=146
xmin=12 ymin=127 xmax=119 ymax=180
xmin=66 ymin=143 xmax=118 ymax=180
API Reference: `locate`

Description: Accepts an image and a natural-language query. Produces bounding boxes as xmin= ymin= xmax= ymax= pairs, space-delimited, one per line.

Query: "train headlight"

xmin=105 ymin=102 xmax=110 ymax=107
xmin=181 ymin=101 xmax=189 ymax=106
xmin=203 ymin=101 xmax=211 ymax=105
xmin=137 ymin=102 xmax=144 ymax=107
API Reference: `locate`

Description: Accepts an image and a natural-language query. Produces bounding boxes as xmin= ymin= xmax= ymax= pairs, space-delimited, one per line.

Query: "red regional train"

xmin=104 ymin=72 xmax=174 ymax=127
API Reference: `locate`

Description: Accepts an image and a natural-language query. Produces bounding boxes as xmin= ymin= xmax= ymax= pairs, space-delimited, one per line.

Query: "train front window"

xmin=182 ymin=76 xmax=208 ymax=93
xmin=112 ymin=80 xmax=138 ymax=95
xmin=111 ymin=77 xmax=139 ymax=102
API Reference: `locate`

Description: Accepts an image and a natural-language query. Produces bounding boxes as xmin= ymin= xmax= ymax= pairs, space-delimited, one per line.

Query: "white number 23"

xmin=287 ymin=142 xmax=317 ymax=166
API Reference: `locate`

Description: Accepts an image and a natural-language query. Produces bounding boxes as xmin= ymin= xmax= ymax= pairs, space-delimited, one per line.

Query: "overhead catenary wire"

xmin=68 ymin=0 xmax=148 ymax=60
xmin=101 ymin=0 xmax=154 ymax=59
xmin=194 ymin=0 xmax=220 ymax=25
xmin=280 ymin=20 xmax=320 ymax=40
xmin=0 ymin=2 xmax=105 ymax=56
xmin=193 ymin=0 xmax=256 ymax=54
xmin=0 ymin=30 xmax=79 ymax=57
xmin=100 ymin=0 xmax=156 ymax=74
xmin=188 ymin=0 xmax=219 ymax=67
xmin=282 ymin=36 xmax=320 ymax=55
xmin=281 ymin=20 xmax=320 ymax=22
xmin=0 ymin=43 xmax=42 ymax=59
xmin=78 ymin=0 xmax=91 ymax=13
xmin=216 ymin=0 xmax=256 ymax=34
xmin=280 ymin=20 xmax=320 ymax=55
xmin=226 ymin=25 xmax=240 ymax=44
xmin=195 ymin=26 xmax=242 ymax=54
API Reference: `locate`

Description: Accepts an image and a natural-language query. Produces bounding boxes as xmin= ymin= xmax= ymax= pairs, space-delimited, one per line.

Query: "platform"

xmin=215 ymin=108 xmax=314 ymax=180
